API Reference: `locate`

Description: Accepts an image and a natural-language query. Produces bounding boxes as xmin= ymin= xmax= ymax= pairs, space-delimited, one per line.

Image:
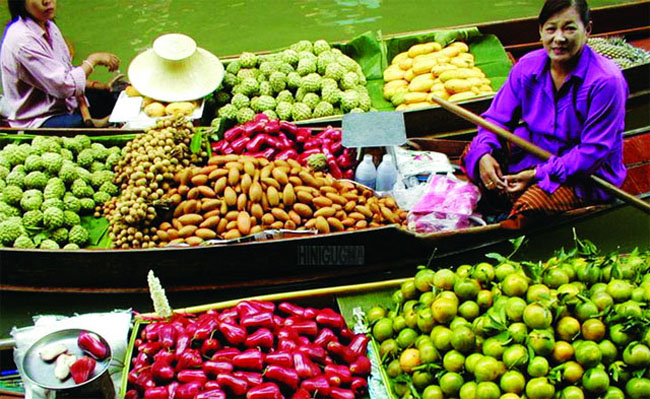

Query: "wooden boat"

xmin=1 ymin=2 xmax=648 ymax=294
xmin=1 ymin=124 xmax=647 ymax=294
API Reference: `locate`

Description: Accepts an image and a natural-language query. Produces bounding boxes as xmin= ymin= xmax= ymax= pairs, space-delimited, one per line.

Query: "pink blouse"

xmin=1 ymin=16 xmax=86 ymax=127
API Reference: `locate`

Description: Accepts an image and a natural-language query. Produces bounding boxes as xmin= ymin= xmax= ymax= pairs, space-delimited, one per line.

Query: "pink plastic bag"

xmin=408 ymin=174 xmax=482 ymax=233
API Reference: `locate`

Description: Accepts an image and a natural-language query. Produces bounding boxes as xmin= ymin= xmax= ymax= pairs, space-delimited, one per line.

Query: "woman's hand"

xmin=87 ymin=52 xmax=121 ymax=72
xmin=478 ymin=153 xmax=506 ymax=190
xmin=504 ymin=169 xmax=536 ymax=193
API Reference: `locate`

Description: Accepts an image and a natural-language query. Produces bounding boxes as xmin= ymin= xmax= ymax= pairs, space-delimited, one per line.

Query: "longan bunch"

xmin=104 ymin=116 xmax=207 ymax=248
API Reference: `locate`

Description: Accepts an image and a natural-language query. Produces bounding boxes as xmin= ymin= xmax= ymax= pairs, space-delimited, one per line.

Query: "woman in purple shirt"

xmin=462 ymin=0 xmax=627 ymax=225
xmin=1 ymin=0 xmax=121 ymax=128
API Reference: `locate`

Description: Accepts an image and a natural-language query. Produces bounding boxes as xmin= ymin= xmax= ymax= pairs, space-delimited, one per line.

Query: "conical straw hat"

xmin=128 ymin=33 xmax=224 ymax=102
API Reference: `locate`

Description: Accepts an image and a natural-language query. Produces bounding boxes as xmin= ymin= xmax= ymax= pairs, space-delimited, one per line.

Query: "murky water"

xmin=0 ymin=0 xmax=633 ymax=82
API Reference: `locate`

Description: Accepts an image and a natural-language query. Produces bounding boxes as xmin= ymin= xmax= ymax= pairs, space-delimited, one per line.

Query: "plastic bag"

xmin=408 ymin=174 xmax=483 ymax=233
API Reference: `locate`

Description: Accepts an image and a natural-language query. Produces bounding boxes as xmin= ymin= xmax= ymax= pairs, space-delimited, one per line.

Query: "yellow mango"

xmin=125 ymin=85 xmax=141 ymax=97
xmin=404 ymin=92 xmax=429 ymax=104
xmin=395 ymin=103 xmax=409 ymax=111
xmin=383 ymin=65 xmax=405 ymax=82
xmin=408 ymin=74 xmax=436 ymax=92
xmin=466 ymin=77 xmax=484 ymax=87
xmin=444 ymin=78 xmax=473 ymax=94
xmin=383 ymin=79 xmax=409 ymax=99
xmin=441 ymin=46 xmax=461 ymax=58
xmin=439 ymin=68 xmax=482 ymax=82
xmin=431 ymin=64 xmax=458 ymax=77
xmin=479 ymin=84 xmax=494 ymax=93
xmin=448 ymin=91 xmax=477 ymax=102
xmin=391 ymin=51 xmax=410 ymax=65
xmin=481 ymin=77 xmax=492 ymax=85
xmin=449 ymin=41 xmax=469 ymax=53
xmin=428 ymin=91 xmax=450 ymax=102
xmin=457 ymin=52 xmax=475 ymax=62
xmin=472 ymin=67 xmax=487 ymax=78
xmin=166 ymin=101 xmax=195 ymax=116
xmin=450 ymin=57 xmax=474 ymax=68
xmin=144 ymin=102 xmax=165 ymax=117
xmin=431 ymin=82 xmax=446 ymax=92
xmin=408 ymin=42 xmax=441 ymax=58
xmin=406 ymin=102 xmax=431 ymax=110
xmin=403 ymin=68 xmax=416 ymax=82
xmin=412 ymin=58 xmax=437 ymax=75
xmin=399 ymin=57 xmax=414 ymax=71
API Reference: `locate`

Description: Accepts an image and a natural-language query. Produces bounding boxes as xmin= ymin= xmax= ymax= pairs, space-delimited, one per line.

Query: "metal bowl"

xmin=22 ymin=328 xmax=112 ymax=391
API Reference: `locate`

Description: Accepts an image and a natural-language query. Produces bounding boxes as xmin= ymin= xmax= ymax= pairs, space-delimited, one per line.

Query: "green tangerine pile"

xmin=369 ymin=244 xmax=650 ymax=399
xmin=212 ymin=39 xmax=373 ymax=126
xmin=0 ymin=135 xmax=120 ymax=249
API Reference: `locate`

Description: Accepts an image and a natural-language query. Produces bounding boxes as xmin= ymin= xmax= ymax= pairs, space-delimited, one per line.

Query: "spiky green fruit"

xmin=2 ymin=185 xmax=23 ymax=206
xmin=317 ymin=51 xmax=337 ymax=75
xmin=64 ymin=195 xmax=81 ymax=213
xmin=3 ymin=143 xmax=29 ymax=167
xmin=93 ymin=191 xmax=111 ymax=205
xmin=313 ymin=40 xmax=330 ymax=55
xmin=24 ymin=171 xmax=48 ymax=190
xmin=14 ymin=235 xmax=36 ymax=249
xmin=340 ymin=72 xmax=360 ymax=90
xmin=50 ymin=227 xmax=69 ymax=245
xmin=341 ymin=90 xmax=360 ymax=112
xmin=287 ymin=72 xmax=302 ymax=90
xmin=223 ymin=72 xmax=239 ymax=88
xmin=313 ymin=101 xmax=335 ymax=118
xmin=259 ymin=81 xmax=273 ymax=96
xmin=322 ymin=86 xmax=341 ymax=105
xmin=218 ymin=104 xmax=238 ymax=120
xmin=62 ymin=137 xmax=83 ymax=154
xmin=281 ymin=49 xmax=299 ymax=66
xmin=20 ymin=190 xmax=43 ymax=211
xmin=307 ymin=153 xmax=328 ymax=171
xmin=262 ymin=110 xmax=278 ymax=120
xmin=231 ymin=93 xmax=250 ymax=109
xmin=300 ymin=73 xmax=321 ymax=92
xmin=215 ymin=91 xmax=232 ymax=105
xmin=0 ymin=218 xmax=24 ymax=245
xmin=43 ymin=207 xmax=64 ymax=229
xmin=99 ymin=182 xmax=118 ymax=196
xmin=296 ymin=59 xmax=317 ymax=76
xmin=41 ymin=152 xmax=63 ymax=174
xmin=24 ymin=155 xmax=44 ymax=172
xmin=63 ymin=243 xmax=80 ymax=250
xmin=226 ymin=60 xmax=241 ymax=75
xmin=324 ymin=62 xmax=346 ymax=81
xmin=6 ymin=169 xmax=26 ymax=188
xmin=63 ymin=210 xmax=81 ymax=228
xmin=276 ymin=102 xmax=293 ymax=120
xmin=60 ymin=148 xmax=74 ymax=161
xmin=90 ymin=170 xmax=114 ymax=189
xmin=269 ymin=71 xmax=287 ymax=93
xmin=74 ymin=135 xmax=91 ymax=149
xmin=41 ymin=198 xmax=64 ymax=212
xmin=22 ymin=209 xmax=43 ymax=229
xmin=276 ymin=90 xmax=294 ymax=104
xmin=79 ymin=197 xmax=95 ymax=213
xmin=256 ymin=95 xmax=277 ymax=112
xmin=358 ymin=92 xmax=372 ymax=112
xmin=236 ymin=107 xmax=256 ymax=124
xmin=0 ymin=165 xmax=9 ymax=180
xmin=239 ymin=77 xmax=260 ymax=97
xmin=77 ymin=149 xmax=94 ymax=168
xmin=0 ymin=201 xmax=21 ymax=217
xmin=302 ymin=93 xmax=320 ymax=110
xmin=68 ymin=225 xmax=89 ymax=246
xmin=237 ymin=68 xmax=257 ymax=81
xmin=291 ymin=102 xmax=312 ymax=121
xmin=239 ymin=52 xmax=258 ymax=68
xmin=290 ymin=40 xmax=313 ymax=53
xmin=39 ymin=239 xmax=60 ymax=250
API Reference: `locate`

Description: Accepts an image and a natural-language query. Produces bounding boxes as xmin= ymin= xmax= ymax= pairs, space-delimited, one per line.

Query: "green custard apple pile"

xmin=212 ymin=39 xmax=373 ymax=127
xmin=369 ymin=244 xmax=650 ymax=399
xmin=0 ymin=135 xmax=121 ymax=249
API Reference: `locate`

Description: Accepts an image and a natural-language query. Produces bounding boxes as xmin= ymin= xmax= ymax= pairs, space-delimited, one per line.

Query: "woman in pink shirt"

xmin=1 ymin=0 xmax=121 ymax=128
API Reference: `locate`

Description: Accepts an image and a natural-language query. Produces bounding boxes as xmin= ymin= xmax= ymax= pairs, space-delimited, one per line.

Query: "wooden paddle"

xmin=428 ymin=94 xmax=650 ymax=215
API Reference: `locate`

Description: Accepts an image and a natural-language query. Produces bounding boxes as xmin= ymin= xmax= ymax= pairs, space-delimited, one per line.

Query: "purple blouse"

xmin=463 ymin=45 xmax=628 ymax=201
xmin=1 ymin=17 xmax=86 ymax=128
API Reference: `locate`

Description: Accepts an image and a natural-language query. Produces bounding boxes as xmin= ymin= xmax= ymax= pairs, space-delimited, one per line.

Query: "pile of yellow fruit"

xmin=383 ymin=41 xmax=494 ymax=111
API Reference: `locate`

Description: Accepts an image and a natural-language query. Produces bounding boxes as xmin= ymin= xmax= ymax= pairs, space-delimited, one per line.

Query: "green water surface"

xmin=0 ymin=0 xmax=636 ymax=83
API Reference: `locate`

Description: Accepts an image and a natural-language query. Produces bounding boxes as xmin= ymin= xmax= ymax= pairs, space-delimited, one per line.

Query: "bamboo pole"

xmin=429 ymin=94 xmax=650 ymax=215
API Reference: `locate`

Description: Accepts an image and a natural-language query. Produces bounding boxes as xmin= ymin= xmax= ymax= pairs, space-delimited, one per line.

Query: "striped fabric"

xmin=509 ymin=184 xmax=586 ymax=216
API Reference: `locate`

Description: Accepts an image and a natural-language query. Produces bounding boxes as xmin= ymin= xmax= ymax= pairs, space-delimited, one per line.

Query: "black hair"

xmin=538 ymin=0 xmax=590 ymax=26
xmin=7 ymin=0 xmax=29 ymax=21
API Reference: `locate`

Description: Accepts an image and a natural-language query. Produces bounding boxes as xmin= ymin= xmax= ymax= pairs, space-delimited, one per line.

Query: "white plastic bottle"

xmin=355 ymin=154 xmax=377 ymax=189
xmin=376 ymin=153 xmax=399 ymax=192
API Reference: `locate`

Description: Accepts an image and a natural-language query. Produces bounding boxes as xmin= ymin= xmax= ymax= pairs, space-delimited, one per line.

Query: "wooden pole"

xmin=429 ymin=94 xmax=650 ymax=215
